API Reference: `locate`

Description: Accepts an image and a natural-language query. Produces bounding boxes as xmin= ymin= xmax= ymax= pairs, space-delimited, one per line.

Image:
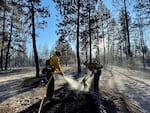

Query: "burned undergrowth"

xmin=19 ymin=81 xmax=126 ymax=113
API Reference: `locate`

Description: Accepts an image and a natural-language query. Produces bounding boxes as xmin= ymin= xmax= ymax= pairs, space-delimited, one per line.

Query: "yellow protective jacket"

xmin=49 ymin=55 xmax=63 ymax=74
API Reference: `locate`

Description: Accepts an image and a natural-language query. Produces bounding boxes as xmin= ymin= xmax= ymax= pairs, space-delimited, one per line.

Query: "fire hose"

xmin=38 ymin=74 xmax=53 ymax=113
xmin=38 ymin=73 xmax=90 ymax=113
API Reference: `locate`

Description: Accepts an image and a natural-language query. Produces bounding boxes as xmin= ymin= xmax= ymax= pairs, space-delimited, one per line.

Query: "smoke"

xmin=63 ymin=76 xmax=85 ymax=91
xmin=101 ymin=70 xmax=126 ymax=92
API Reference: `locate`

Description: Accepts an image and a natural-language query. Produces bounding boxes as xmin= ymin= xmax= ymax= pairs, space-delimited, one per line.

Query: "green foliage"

xmin=54 ymin=37 xmax=76 ymax=64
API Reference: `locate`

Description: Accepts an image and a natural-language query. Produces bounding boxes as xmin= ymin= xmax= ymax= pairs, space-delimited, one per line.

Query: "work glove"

xmin=59 ymin=72 xmax=64 ymax=76
xmin=82 ymin=78 xmax=86 ymax=83
xmin=90 ymin=73 xmax=93 ymax=77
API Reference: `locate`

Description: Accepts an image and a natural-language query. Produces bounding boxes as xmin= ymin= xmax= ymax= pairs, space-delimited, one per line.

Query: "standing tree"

xmin=87 ymin=0 xmax=98 ymax=63
xmin=19 ymin=0 xmax=50 ymax=77
xmin=118 ymin=7 xmax=132 ymax=59
xmin=123 ymin=0 xmax=132 ymax=58
xmin=30 ymin=0 xmax=40 ymax=77
xmin=112 ymin=0 xmax=134 ymax=67
xmin=97 ymin=0 xmax=111 ymax=65
xmin=4 ymin=1 xmax=26 ymax=70
xmin=134 ymin=0 xmax=149 ymax=69
xmin=0 ymin=0 xmax=8 ymax=70
xmin=77 ymin=0 xmax=81 ymax=74
xmin=134 ymin=0 xmax=150 ymax=26
xmin=55 ymin=37 xmax=75 ymax=65
xmin=83 ymin=0 xmax=98 ymax=63
xmin=5 ymin=8 xmax=14 ymax=70
xmin=53 ymin=0 xmax=82 ymax=75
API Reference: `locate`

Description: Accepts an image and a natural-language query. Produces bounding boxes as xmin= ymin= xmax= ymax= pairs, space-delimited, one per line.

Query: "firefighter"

xmin=83 ymin=61 xmax=103 ymax=94
xmin=46 ymin=51 xmax=64 ymax=100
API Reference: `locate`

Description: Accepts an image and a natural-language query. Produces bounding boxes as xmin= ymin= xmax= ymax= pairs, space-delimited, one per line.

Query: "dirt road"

xmin=101 ymin=66 xmax=150 ymax=113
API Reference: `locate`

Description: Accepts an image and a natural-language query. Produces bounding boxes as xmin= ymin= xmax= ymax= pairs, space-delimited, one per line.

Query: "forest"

xmin=0 ymin=0 xmax=150 ymax=113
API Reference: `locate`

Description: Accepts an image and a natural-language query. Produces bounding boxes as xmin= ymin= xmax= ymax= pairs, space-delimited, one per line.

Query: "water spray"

xmin=63 ymin=76 xmax=84 ymax=90
xmin=38 ymin=74 xmax=90 ymax=113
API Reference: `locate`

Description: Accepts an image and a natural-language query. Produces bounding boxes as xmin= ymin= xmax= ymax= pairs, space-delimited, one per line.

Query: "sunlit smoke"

xmin=100 ymin=69 xmax=126 ymax=92
xmin=63 ymin=76 xmax=85 ymax=91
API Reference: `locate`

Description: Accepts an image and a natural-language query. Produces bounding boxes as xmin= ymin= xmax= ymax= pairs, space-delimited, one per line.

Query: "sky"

xmin=27 ymin=0 xmax=150 ymax=55
xmin=36 ymin=0 xmax=58 ymax=49
xmin=27 ymin=0 xmax=58 ymax=54
xmin=27 ymin=0 xmax=112 ymax=54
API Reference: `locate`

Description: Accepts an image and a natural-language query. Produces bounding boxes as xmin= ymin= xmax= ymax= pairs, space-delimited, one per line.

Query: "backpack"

xmin=91 ymin=62 xmax=103 ymax=69
xmin=46 ymin=59 xmax=50 ymax=66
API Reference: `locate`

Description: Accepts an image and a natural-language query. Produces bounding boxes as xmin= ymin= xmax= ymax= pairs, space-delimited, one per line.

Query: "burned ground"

xmin=18 ymin=78 xmax=129 ymax=113
xmin=1 ymin=66 xmax=149 ymax=113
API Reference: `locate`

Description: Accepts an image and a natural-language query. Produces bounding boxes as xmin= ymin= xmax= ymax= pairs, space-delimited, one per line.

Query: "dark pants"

xmin=94 ymin=70 xmax=101 ymax=93
xmin=46 ymin=69 xmax=54 ymax=100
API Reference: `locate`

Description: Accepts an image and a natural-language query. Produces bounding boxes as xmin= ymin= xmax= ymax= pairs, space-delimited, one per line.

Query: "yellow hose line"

xmin=38 ymin=75 xmax=53 ymax=113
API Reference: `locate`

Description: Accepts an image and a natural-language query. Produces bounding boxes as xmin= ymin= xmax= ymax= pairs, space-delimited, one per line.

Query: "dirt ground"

xmin=18 ymin=77 xmax=128 ymax=113
xmin=0 ymin=66 xmax=147 ymax=113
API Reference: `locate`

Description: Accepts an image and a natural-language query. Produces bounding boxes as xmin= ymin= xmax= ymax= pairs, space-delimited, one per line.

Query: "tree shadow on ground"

xmin=0 ymin=68 xmax=34 ymax=77
xmin=114 ymin=64 xmax=150 ymax=75
xmin=0 ymin=76 xmax=46 ymax=103
xmin=118 ymin=71 xmax=150 ymax=87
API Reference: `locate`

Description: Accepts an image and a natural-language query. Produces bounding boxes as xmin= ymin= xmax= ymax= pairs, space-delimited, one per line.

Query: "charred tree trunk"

xmin=89 ymin=2 xmax=92 ymax=63
xmin=124 ymin=0 xmax=131 ymax=58
xmin=86 ymin=45 xmax=88 ymax=61
xmin=1 ymin=8 xmax=6 ymax=70
xmin=31 ymin=1 xmax=39 ymax=77
xmin=76 ymin=0 xmax=81 ymax=75
xmin=5 ymin=9 xmax=14 ymax=70
xmin=107 ymin=30 xmax=110 ymax=65
xmin=142 ymin=51 xmax=145 ymax=69
xmin=102 ymin=19 xmax=105 ymax=65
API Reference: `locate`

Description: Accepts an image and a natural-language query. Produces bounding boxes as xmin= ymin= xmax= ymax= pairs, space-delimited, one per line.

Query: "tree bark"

xmin=31 ymin=1 xmax=39 ymax=77
xmin=77 ymin=0 xmax=81 ymax=76
xmin=5 ymin=9 xmax=14 ymax=70
xmin=89 ymin=2 xmax=92 ymax=63
xmin=1 ymin=8 xmax=6 ymax=70
xmin=124 ymin=0 xmax=131 ymax=58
